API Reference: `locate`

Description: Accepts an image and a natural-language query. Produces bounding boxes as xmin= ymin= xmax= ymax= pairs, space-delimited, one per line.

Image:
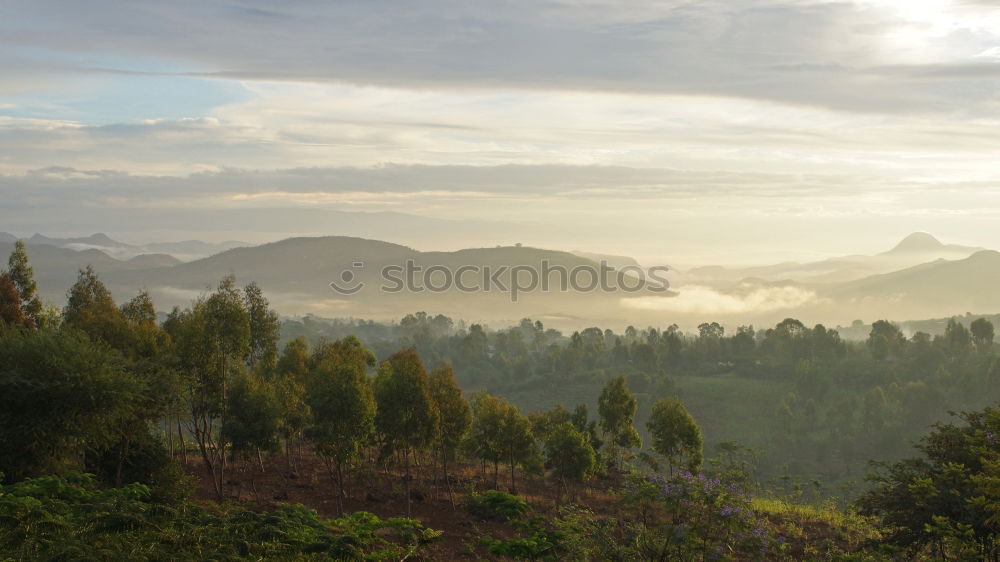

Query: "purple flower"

xmin=720 ymin=505 xmax=743 ymax=517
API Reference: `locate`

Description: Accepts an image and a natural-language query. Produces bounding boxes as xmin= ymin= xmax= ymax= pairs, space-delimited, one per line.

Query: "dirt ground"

xmin=184 ymin=448 xmax=626 ymax=559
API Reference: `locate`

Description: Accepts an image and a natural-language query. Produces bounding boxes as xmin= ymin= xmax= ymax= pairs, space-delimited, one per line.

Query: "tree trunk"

xmin=115 ymin=431 xmax=131 ymax=488
xmin=167 ymin=418 xmax=174 ymax=459
xmin=219 ymin=356 xmax=227 ymax=500
xmin=193 ymin=417 xmax=222 ymax=499
xmin=404 ymin=449 xmax=412 ymax=518
xmin=177 ymin=419 xmax=187 ymax=465
xmin=334 ymin=460 xmax=345 ymax=517
xmin=509 ymin=451 xmax=517 ymax=495
xmin=443 ymin=453 xmax=455 ymax=508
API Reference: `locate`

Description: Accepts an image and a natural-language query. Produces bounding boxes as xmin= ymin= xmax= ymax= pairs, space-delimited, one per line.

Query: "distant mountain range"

xmin=0 ymin=232 xmax=248 ymax=262
xmin=1 ymin=231 xmax=996 ymax=330
xmin=684 ymin=232 xmax=984 ymax=286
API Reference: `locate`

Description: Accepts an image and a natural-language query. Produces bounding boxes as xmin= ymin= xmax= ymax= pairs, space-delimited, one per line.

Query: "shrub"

xmin=465 ymin=490 xmax=530 ymax=521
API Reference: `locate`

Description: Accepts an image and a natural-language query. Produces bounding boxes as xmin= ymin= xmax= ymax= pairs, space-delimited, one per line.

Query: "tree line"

xmin=0 ymin=243 xmax=703 ymax=521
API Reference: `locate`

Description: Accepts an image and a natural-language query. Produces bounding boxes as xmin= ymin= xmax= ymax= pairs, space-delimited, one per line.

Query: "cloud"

xmin=3 ymin=0 xmax=1000 ymax=113
xmin=621 ymin=283 xmax=822 ymax=314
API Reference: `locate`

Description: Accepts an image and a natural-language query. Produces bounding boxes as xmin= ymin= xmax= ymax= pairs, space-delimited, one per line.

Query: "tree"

xmin=243 ymin=282 xmax=280 ymax=373
xmin=868 ymin=320 xmax=905 ymax=361
xmin=944 ymin=318 xmax=973 ymax=357
xmin=224 ymin=371 xmax=281 ymax=470
xmin=467 ymin=393 xmax=510 ymax=489
xmin=862 ymin=386 xmax=887 ymax=432
xmin=273 ymin=336 xmax=312 ymax=470
xmin=64 ymin=273 xmax=170 ymax=487
xmin=104 ymin=290 xmax=175 ymax=487
xmin=63 ymin=266 xmax=130 ymax=349
xmin=971 ymin=318 xmax=995 ymax=355
xmin=428 ymin=363 xmax=471 ymax=501
xmin=375 ymin=348 xmax=439 ymax=517
xmin=544 ymin=422 xmax=596 ymax=502
xmin=646 ymin=397 xmax=703 ymax=473
xmin=120 ymin=290 xmax=168 ymax=358
xmin=0 ymin=273 xmax=27 ymax=328
xmin=7 ymin=240 xmax=42 ymax=328
xmin=307 ymin=356 xmax=376 ymax=516
xmin=175 ymin=276 xmax=251 ymax=499
xmin=597 ymin=376 xmax=641 ymax=468
xmin=500 ymin=404 xmax=538 ymax=494
xmin=859 ymin=405 xmax=1000 ymax=559
xmin=0 ymin=328 xmax=143 ymax=480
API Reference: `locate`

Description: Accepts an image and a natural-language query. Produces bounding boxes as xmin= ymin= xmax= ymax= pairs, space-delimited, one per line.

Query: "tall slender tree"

xmin=7 ymin=240 xmax=42 ymax=328
xmin=308 ymin=357 xmax=376 ymax=516
xmin=597 ymin=376 xmax=641 ymax=468
xmin=375 ymin=348 xmax=439 ymax=517
xmin=647 ymin=397 xmax=703 ymax=473
xmin=243 ymin=282 xmax=280 ymax=373
xmin=428 ymin=363 xmax=471 ymax=503
xmin=0 ymin=273 xmax=27 ymax=328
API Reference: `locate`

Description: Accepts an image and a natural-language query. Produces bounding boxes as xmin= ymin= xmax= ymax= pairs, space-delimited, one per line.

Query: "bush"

xmin=0 ymin=473 xmax=440 ymax=561
xmin=465 ymin=490 xmax=530 ymax=521
xmin=148 ymin=460 xmax=197 ymax=505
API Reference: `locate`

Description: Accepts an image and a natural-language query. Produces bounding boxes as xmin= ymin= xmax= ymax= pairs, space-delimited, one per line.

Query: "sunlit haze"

xmin=3 ymin=0 xmax=1000 ymax=266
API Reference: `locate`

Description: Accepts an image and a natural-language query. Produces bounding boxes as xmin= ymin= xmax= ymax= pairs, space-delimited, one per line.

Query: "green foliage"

xmin=375 ymin=348 xmax=439 ymax=455
xmin=224 ymin=371 xmax=282 ymax=457
xmin=0 ymin=328 xmax=143 ymax=480
xmin=647 ymin=396 xmax=704 ymax=473
xmin=481 ymin=515 xmax=562 ymax=560
xmin=63 ymin=266 xmax=133 ymax=349
xmin=971 ymin=318 xmax=995 ymax=354
xmin=307 ymin=344 xmax=376 ymax=515
xmin=428 ymin=363 xmax=471 ymax=462
xmin=0 ymin=473 xmax=438 ymax=561
xmin=6 ymin=240 xmax=42 ymax=328
xmin=468 ymin=392 xmax=514 ymax=472
xmin=244 ymin=281 xmax=280 ymax=372
xmin=598 ymin=375 xmax=641 ymax=465
xmin=0 ymin=273 xmax=27 ymax=329
xmin=375 ymin=348 xmax=438 ymax=516
xmin=858 ymin=404 xmax=1000 ymax=559
xmin=626 ymin=471 xmax=781 ymax=560
xmin=465 ymin=490 xmax=530 ymax=521
xmin=308 ymin=358 xmax=376 ymax=466
xmin=544 ymin=422 xmax=596 ymax=482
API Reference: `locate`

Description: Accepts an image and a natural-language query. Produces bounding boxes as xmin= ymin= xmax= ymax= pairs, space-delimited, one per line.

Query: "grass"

xmin=753 ymin=496 xmax=884 ymax=555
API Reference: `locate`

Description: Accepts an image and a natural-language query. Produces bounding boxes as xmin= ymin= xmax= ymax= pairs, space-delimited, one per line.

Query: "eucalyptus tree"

xmin=0 ymin=273 xmax=26 ymax=328
xmin=6 ymin=240 xmax=42 ymax=328
xmin=646 ymin=397 xmax=703 ymax=473
xmin=174 ymin=275 xmax=251 ymax=499
xmin=598 ymin=376 xmax=641 ymax=468
xmin=467 ymin=392 xmax=509 ymax=488
xmin=544 ymin=421 xmax=596 ymax=503
xmin=243 ymin=282 xmax=280 ymax=373
xmin=428 ymin=363 xmax=471 ymax=500
xmin=375 ymin=348 xmax=439 ymax=517
xmin=307 ymin=358 xmax=376 ymax=515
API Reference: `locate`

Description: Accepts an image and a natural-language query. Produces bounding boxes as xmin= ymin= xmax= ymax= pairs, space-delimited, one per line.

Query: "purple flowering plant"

xmin=624 ymin=470 xmax=776 ymax=560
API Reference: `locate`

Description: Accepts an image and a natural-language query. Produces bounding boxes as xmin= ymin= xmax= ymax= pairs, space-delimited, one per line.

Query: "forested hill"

xmin=3 ymin=241 xmax=1000 ymax=559
xmin=3 ymin=232 xmax=1000 ymax=329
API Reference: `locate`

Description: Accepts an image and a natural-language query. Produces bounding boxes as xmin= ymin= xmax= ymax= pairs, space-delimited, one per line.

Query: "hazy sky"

xmin=2 ymin=0 xmax=1000 ymax=265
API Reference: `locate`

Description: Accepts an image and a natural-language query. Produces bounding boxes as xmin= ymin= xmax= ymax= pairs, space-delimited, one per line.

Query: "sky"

xmin=2 ymin=0 xmax=1000 ymax=266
